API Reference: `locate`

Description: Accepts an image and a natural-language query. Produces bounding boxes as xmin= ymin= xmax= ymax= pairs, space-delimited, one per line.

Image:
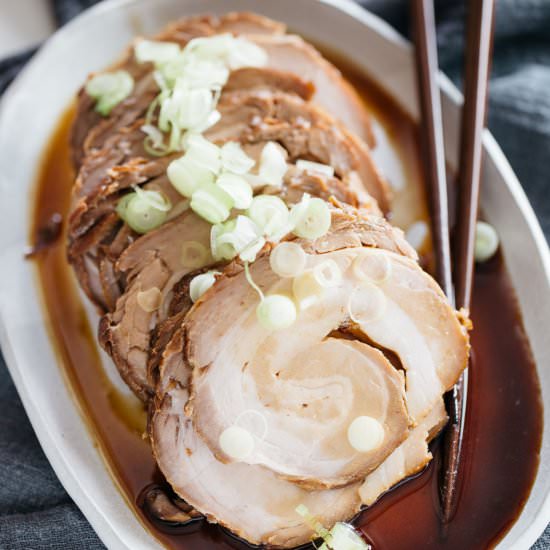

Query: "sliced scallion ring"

xmin=179 ymin=58 xmax=229 ymax=90
xmin=247 ymin=195 xmax=290 ymax=241
xmin=347 ymin=416 xmax=385 ymax=453
xmin=295 ymin=505 xmax=331 ymax=541
xmin=313 ymin=260 xmax=342 ymax=288
xmin=269 ymin=242 xmax=307 ymax=278
xmin=295 ymin=505 xmax=369 ymax=550
xmin=183 ymin=34 xmax=235 ymax=62
xmin=220 ymin=142 xmax=255 ymax=175
xmin=85 ymin=70 xmax=134 ymax=116
xmin=134 ymin=40 xmax=181 ymax=65
xmin=181 ymin=241 xmax=211 ymax=269
xmin=157 ymin=56 xmax=187 ymax=88
xmin=132 ymin=186 xmax=172 ymax=212
xmin=190 ymin=183 xmax=233 ymax=224
xmin=290 ymin=194 xmax=332 ymax=240
xmin=258 ymin=142 xmax=288 ymax=188
xmin=116 ymin=193 xmax=135 ymax=222
xmin=347 ymin=283 xmax=386 ymax=324
xmin=321 ymin=522 xmax=371 ymax=550
xmin=175 ymin=87 xmax=216 ymax=131
xmin=256 ymin=295 xmax=297 ymax=331
xmin=136 ymin=287 xmax=162 ymax=313
xmin=239 ymin=236 xmax=266 ymax=263
xmin=123 ymin=193 xmax=167 ymax=234
xmin=227 ymin=37 xmax=268 ymax=69
xmin=210 ymin=220 xmax=236 ymax=261
xmin=352 ymin=250 xmax=392 ymax=284
xmin=219 ymin=425 xmax=255 ymax=461
xmin=141 ymin=124 xmax=164 ymax=147
xmin=158 ymin=93 xmax=179 ymax=132
xmin=190 ymin=108 xmax=221 ymax=135
xmin=141 ymin=124 xmax=169 ymax=156
xmin=189 ymin=270 xmax=220 ymax=302
xmin=185 ymin=133 xmax=222 ymax=174
xmin=167 ymin=154 xmax=216 ymax=198
xmin=292 ymin=270 xmax=325 ymax=310
xmin=216 ymin=173 xmax=253 ymax=210
xmin=474 ymin=221 xmax=499 ymax=262
xmin=210 ymin=215 xmax=262 ymax=261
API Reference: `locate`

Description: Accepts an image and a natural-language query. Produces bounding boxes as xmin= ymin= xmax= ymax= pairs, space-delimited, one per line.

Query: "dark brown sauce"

xmin=30 ymin=59 xmax=542 ymax=550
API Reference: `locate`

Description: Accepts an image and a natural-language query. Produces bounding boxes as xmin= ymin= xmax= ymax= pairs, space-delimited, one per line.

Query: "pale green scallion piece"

xmin=85 ymin=70 xmax=134 ymax=116
xmin=116 ymin=190 xmax=170 ymax=234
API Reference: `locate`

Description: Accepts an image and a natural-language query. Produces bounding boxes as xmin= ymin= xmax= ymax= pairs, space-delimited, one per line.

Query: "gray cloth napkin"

xmin=0 ymin=0 xmax=548 ymax=548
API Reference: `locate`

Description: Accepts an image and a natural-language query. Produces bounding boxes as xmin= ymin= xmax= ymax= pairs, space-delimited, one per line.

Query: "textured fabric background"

xmin=0 ymin=0 xmax=548 ymax=548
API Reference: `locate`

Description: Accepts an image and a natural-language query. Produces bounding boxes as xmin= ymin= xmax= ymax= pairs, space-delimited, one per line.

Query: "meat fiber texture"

xmin=67 ymin=12 xmax=469 ymax=548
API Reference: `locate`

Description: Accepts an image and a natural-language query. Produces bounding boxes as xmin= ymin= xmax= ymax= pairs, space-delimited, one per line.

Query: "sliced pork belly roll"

xmin=151 ymin=383 xmax=362 ymax=547
xmin=184 ymin=238 xmax=468 ymax=489
xmin=213 ymin=90 xmax=388 ymax=211
xmin=250 ymin=34 xmax=376 ymax=148
xmin=98 ymin=210 xmax=212 ymax=398
xmin=74 ymin=89 xmax=388 ymax=390
xmin=71 ymin=12 xmax=287 ymax=166
xmin=98 ymin=172 xmax=367 ymax=400
xmin=150 ymin=213 xmax=468 ymax=544
xmin=69 ymin=82 xmax=386 ymax=312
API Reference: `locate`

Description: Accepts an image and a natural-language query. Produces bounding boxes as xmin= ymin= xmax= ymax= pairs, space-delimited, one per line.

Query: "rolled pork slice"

xmin=250 ymin=33 xmax=376 ymax=149
xmin=99 ymin=210 xmax=212 ymax=399
xmin=149 ymin=205 xmax=417 ymax=395
xmin=185 ymin=236 xmax=468 ymax=489
xmin=214 ymin=90 xmax=388 ymax=211
xmin=68 ymin=166 xmax=187 ymax=312
xmin=71 ymin=12 xmax=288 ymax=165
xmin=151 ymin=366 xmax=450 ymax=547
xmin=151 ymin=382 xmax=362 ymax=548
xmin=98 ymin=170 xmax=368 ymax=400
xmin=150 ymin=221 xmax=467 ymax=546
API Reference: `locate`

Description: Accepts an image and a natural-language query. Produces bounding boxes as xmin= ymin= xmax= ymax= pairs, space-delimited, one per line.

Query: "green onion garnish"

xmin=85 ymin=70 xmax=134 ymax=116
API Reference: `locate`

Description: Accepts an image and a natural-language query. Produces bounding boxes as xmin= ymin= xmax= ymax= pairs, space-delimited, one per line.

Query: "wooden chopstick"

xmin=454 ymin=0 xmax=496 ymax=309
xmin=411 ymin=0 xmax=453 ymax=300
xmin=411 ymin=0 xmax=496 ymax=525
xmin=441 ymin=0 xmax=496 ymax=525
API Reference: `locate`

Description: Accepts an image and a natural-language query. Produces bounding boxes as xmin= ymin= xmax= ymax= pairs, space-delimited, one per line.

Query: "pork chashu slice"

xmin=151 ymin=382 xmax=362 ymax=548
xmin=184 ymin=230 xmax=468 ymax=489
xmin=250 ymin=33 xmax=376 ymax=149
xmin=98 ymin=169 xmax=369 ymax=400
xmin=68 ymin=82 xmax=353 ymax=313
xmin=149 ymin=204 xmax=417 ymax=393
xmin=150 ymin=219 xmax=462 ymax=546
xmin=214 ymin=90 xmax=388 ymax=211
xmin=151 ymin=382 xmax=448 ymax=547
xmin=71 ymin=12 xmax=287 ymax=166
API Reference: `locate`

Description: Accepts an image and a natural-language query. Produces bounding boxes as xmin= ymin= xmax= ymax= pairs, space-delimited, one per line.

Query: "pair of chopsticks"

xmin=411 ymin=0 xmax=496 ymax=524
